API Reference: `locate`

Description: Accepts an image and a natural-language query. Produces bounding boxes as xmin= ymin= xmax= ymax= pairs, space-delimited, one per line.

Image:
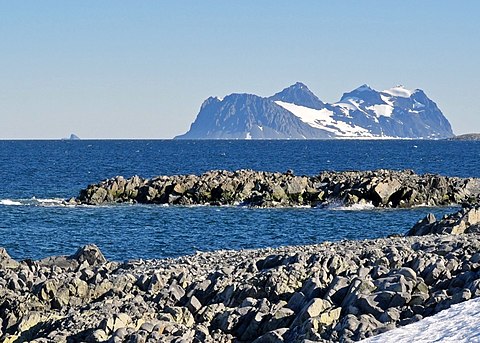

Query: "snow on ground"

xmin=366 ymin=104 xmax=394 ymax=117
xmin=382 ymin=85 xmax=414 ymax=98
xmin=275 ymin=101 xmax=374 ymax=138
xmin=361 ymin=297 xmax=480 ymax=343
xmin=332 ymin=102 xmax=357 ymax=113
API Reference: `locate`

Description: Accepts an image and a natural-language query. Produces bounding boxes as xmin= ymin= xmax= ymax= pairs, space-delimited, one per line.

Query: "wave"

xmin=0 ymin=199 xmax=23 ymax=206
xmin=326 ymin=201 xmax=376 ymax=211
xmin=0 ymin=197 xmax=70 ymax=207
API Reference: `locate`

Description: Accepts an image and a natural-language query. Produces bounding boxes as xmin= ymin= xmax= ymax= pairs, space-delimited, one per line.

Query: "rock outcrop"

xmin=408 ymin=205 xmax=480 ymax=236
xmin=3 ymin=232 xmax=480 ymax=342
xmin=76 ymin=169 xmax=480 ymax=208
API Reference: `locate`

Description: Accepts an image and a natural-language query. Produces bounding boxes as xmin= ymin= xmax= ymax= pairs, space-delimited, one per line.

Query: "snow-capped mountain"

xmin=175 ymin=83 xmax=453 ymax=139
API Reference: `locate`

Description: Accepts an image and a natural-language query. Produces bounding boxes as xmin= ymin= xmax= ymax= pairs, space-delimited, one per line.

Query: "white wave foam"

xmin=0 ymin=199 xmax=23 ymax=206
xmin=327 ymin=202 xmax=376 ymax=211
xmin=0 ymin=197 xmax=71 ymax=207
xmin=31 ymin=198 xmax=66 ymax=206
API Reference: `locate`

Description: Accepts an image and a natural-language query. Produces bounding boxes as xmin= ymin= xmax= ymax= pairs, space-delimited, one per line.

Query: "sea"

xmin=1 ymin=139 xmax=479 ymax=262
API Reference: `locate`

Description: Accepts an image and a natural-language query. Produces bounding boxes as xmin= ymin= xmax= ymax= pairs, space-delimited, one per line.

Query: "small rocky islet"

xmin=76 ymin=169 xmax=480 ymax=208
xmin=3 ymin=170 xmax=480 ymax=342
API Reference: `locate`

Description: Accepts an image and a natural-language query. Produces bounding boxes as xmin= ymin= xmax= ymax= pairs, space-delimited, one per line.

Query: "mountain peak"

xmin=291 ymin=81 xmax=309 ymax=89
xmin=354 ymin=84 xmax=374 ymax=92
xmin=340 ymin=84 xmax=381 ymax=103
xmin=270 ymin=82 xmax=325 ymax=110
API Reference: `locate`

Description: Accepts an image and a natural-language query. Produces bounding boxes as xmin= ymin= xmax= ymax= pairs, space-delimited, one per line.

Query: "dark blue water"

xmin=1 ymin=140 xmax=479 ymax=261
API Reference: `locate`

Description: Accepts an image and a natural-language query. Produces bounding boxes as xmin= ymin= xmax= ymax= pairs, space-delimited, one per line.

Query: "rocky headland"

xmin=76 ymin=169 xmax=480 ymax=208
xmin=2 ymin=205 xmax=480 ymax=342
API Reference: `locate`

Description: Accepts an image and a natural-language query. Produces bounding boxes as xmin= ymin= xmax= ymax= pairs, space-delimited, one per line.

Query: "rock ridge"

xmin=76 ymin=169 xmax=480 ymax=208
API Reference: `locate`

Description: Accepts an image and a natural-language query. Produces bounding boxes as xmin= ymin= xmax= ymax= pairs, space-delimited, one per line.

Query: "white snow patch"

xmin=366 ymin=104 xmax=394 ymax=117
xmin=380 ymin=94 xmax=395 ymax=106
xmin=275 ymin=101 xmax=374 ymax=138
xmin=258 ymin=125 xmax=263 ymax=131
xmin=339 ymin=99 xmax=370 ymax=116
xmin=245 ymin=132 xmax=252 ymax=139
xmin=383 ymin=85 xmax=413 ymax=98
xmin=413 ymin=100 xmax=426 ymax=109
xmin=215 ymin=96 xmax=224 ymax=101
xmin=361 ymin=297 xmax=480 ymax=343
xmin=332 ymin=102 xmax=357 ymax=112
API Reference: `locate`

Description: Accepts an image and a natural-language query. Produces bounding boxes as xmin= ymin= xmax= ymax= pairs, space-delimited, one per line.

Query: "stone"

xmin=324 ymin=276 xmax=351 ymax=305
xmin=372 ymin=179 xmax=402 ymax=205
xmin=186 ymin=295 xmax=202 ymax=314
xmin=164 ymin=306 xmax=195 ymax=327
xmin=293 ymin=298 xmax=332 ymax=326
xmin=92 ymin=329 xmax=109 ymax=342
xmin=356 ymin=295 xmax=384 ymax=318
xmin=72 ymin=244 xmax=107 ymax=266
xmin=251 ymin=328 xmax=288 ymax=343
xmin=0 ymin=248 xmax=20 ymax=269
xmin=318 ymin=307 xmax=341 ymax=326
xmin=286 ymin=292 xmax=307 ymax=313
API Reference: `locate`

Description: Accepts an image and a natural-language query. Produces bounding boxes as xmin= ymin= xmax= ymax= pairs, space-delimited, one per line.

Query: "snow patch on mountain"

xmin=383 ymin=85 xmax=414 ymax=98
xmin=275 ymin=101 xmax=375 ymax=138
xmin=366 ymin=104 xmax=394 ymax=117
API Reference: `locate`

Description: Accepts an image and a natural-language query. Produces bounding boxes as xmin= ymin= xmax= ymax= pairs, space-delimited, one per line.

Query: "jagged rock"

xmin=373 ymin=179 xmax=402 ymax=205
xmin=293 ymin=298 xmax=332 ymax=326
xmin=408 ymin=205 xmax=480 ymax=236
xmin=72 ymin=244 xmax=107 ymax=266
xmin=0 ymin=248 xmax=20 ymax=269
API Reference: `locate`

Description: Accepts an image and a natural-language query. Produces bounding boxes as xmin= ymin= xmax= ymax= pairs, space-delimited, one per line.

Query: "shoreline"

xmin=2 ymin=205 xmax=480 ymax=342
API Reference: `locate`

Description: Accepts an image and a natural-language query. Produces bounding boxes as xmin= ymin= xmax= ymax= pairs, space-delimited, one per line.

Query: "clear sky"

xmin=1 ymin=1 xmax=479 ymax=139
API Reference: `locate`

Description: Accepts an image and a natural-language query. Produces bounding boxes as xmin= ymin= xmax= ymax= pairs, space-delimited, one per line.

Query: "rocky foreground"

xmin=77 ymin=169 xmax=480 ymax=208
xmin=2 ymin=206 xmax=480 ymax=342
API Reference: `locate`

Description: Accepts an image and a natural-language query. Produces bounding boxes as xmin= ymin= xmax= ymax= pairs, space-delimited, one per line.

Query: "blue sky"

xmin=1 ymin=1 xmax=479 ymax=138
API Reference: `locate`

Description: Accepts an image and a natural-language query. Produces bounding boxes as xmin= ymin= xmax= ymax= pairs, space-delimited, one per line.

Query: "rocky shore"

xmin=76 ymin=169 xmax=480 ymax=208
xmin=3 ymin=206 xmax=480 ymax=342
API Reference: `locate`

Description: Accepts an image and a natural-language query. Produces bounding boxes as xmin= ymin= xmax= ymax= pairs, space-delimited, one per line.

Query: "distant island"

xmin=62 ymin=134 xmax=81 ymax=140
xmin=450 ymin=133 xmax=480 ymax=141
xmin=175 ymin=82 xmax=453 ymax=140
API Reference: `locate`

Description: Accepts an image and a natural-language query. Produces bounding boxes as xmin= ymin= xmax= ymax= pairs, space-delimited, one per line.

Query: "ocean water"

xmin=1 ymin=139 xmax=479 ymax=261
